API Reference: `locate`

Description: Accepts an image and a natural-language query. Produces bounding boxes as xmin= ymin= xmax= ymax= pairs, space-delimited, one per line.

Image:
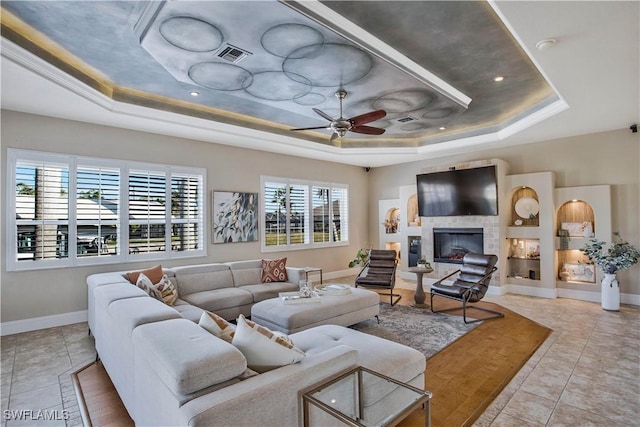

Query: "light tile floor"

xmin=1 ymin=289 xmax=638 ymax=426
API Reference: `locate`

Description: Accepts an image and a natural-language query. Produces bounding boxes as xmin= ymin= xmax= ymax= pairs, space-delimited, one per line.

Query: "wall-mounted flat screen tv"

xmin=417 ymin=166 xmax=498 ymax=216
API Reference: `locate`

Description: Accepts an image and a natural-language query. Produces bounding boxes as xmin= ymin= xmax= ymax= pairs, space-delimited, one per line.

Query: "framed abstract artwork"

xmin=212 ymin=191 xmax=258 ymax=243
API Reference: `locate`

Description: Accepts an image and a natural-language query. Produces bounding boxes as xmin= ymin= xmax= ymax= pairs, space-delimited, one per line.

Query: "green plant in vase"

xmin=581 ymin=232 xmax=640 ymax=311
xmin=349 ymin=247 xmax=371 ymax=268
xmin=580 ymin=232 xmax=640 ymax=274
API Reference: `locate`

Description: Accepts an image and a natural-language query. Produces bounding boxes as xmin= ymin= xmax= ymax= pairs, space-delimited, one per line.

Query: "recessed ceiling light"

xmin=494 ymin=76 xmax=504 ymax=82
xmin=439 ymin=126 xmax=446 ymax=130
xmin=571 ymin=199 xmax=578 ymax=202
xmin=189 ymin=91 xmax=200 ymax=97
xmin=536 ymin=38 xmax=557 ymax=51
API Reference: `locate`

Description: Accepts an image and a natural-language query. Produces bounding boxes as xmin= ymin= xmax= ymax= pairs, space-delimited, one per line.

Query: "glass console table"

xmin=302 ymin=366 xmax=431 ymax=427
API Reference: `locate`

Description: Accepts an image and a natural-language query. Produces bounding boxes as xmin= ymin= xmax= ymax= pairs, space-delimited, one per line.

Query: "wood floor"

xmin=72 ymin=362 xmax=134 ymax=427
xmin=392 ymin=288 xmax=551 ymax=427
xmin=74 ymin=288 xmax=550 ymax=427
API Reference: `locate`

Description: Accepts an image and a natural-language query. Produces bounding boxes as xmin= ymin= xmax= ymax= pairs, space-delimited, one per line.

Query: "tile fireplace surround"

xmin=421 ymin=215 xmax=501 ymax=286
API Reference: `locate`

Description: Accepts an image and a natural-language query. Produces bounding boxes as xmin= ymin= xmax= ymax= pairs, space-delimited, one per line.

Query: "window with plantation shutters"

xmin=14 ymin=157 xmax=70 ymax=262
xmin=289 ymin=184 xmax=309 ymax=245
xmin=313 ymin=186 xmax=330 ymax=243
xmin=7 ymin=149 xmax=206 ymax=271
xmin=171 ymin=173 xmax=203 ymax=252
xmin=128 ymin=169 xmax=167 ymax=254
xmin=262 ymin=176 xmax=349 ymax=251
xmin=332 ymin=186 xmax=349 ymax=243
xmin=76 ymin=165 xmax=119 ymax=258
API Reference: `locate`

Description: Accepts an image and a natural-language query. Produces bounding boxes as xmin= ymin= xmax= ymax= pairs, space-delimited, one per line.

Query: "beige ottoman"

xmin=250 ymin=287 xmax=380 ymax=334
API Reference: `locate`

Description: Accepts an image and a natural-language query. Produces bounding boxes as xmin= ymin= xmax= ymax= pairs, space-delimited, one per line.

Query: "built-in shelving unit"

xmin=378 ymin=199 xmax=402 ymax=266
xmin=502 ymin=172 xmax=555 ymax=297
xmin=554 ymin=186 xmax=611 ymax=291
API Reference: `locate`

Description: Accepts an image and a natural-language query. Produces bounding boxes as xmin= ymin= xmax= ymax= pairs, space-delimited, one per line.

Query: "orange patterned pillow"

xmin=261 ymin=258 xmax=288 ymax=283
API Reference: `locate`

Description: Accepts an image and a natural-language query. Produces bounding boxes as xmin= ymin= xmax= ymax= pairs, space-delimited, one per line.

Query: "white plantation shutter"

xmin=289 ymin=184 xmax=309 ymax=245
xmin=312 ymin=186 xmax=330 ymax=243
xmin=76 ymin=165 xmax=120 ymax=258
xmin=264 ymin=181 xmax=287 ymax=247
xmin=171 ymin=173 xmax=203 ymax=252
xmin=128 ymin=169 xmax=167 ymax=254
xmin=8 ymin=149 xmax=205 ymax=271
xmin=14 ymin=157 xmax=69 ymax=263
xmin=262 ymin=177 xmax=349 ymax=251
xmin=332 ymin=186 xmax=349 ymax=243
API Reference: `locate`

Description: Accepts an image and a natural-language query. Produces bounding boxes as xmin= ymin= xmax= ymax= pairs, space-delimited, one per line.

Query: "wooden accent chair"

xmin=355 ymin=249 xmax=400 ymax=305
xmin=430 ymin=253 xmax=503 ymax=324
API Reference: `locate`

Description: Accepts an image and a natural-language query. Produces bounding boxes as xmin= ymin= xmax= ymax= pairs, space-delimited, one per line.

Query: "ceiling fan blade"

xmin=350 ymin=125 xmax=386 ymax=135
xmin=349 ymin=110 xmax=387 ymax=126
xmin=313 ymin=108 xmax=336 ymax=122
xmin=290 ymin=126 xmax=330 ymax=131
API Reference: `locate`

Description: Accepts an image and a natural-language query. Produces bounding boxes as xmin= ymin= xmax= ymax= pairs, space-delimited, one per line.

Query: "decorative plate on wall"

xmin=515 ymin=197 xmax=539 ymax=219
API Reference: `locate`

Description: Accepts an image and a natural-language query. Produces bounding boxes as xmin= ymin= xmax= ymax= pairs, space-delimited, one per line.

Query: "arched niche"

xmin=407 ymin=194 xmax=421 ymax=227
xmin=511 ymin=186 xmax=539 ymax=226
xmin=384 ymin=207 xmax=400 ymax=234
xmin=557 ymin=200 xmax=595 ymax=236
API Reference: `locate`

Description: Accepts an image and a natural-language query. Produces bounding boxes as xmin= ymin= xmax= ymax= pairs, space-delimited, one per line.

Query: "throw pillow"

xmin=126 ymin=264 xmax=163 ymax=285
xmin=261 ymin=258 xmax=288 ymax=283
xmin=231 ymin=314 xmax=305 ymax=373
xmin=136 ymin=273 xmax=178 ymax=306
xmin=136 ymin=273 xmax=162 ymax=300
xmin=199 ymin=311 xmax=236 ymax=343
xmin=155 ymin=274 xmax=178 ymax=306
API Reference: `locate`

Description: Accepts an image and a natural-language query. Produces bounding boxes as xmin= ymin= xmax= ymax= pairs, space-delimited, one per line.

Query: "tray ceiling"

xmin=1 ymin=0 xmax=561 ymax=151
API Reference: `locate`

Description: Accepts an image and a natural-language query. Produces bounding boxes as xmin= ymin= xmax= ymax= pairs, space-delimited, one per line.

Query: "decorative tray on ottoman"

xmin=279 ymin=291 xmax=321 ymax=304
xmin=314 ymin=284 xmax=352 ymax=296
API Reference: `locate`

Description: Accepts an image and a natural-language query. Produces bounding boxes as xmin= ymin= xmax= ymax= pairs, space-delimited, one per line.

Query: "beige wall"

xmin=2 ymin=111 xmax=638 ymax=324
xmin=1 ymin=111 xmax=370 ymax=322
xmin=368 ymin=128 xmax=640 ymax=295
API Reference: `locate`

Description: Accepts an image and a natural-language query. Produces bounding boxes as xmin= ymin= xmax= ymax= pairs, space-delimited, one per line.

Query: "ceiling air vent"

xmin=217 ymin=44 xmax=252 ymax=64
xmin=396 ymin=116 xmax=416 ymax=123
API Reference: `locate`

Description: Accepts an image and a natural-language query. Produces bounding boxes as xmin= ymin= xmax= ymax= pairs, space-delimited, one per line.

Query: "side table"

xmin=302 ymin=365 xmax=431 ymax=426
xmin=408 ymin=266 xmax=434 ymax=308
xmin=303 ymin=267 xmax=323 ymax=284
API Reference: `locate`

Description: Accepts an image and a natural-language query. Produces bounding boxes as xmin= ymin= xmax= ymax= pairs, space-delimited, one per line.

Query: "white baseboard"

xmin=1 ymin=310 xmax=88 ymax=336
xmin=622 ymin=293 xmax=640 ymax=306
xmin=556 ymin=288 xmax=601 ymax=303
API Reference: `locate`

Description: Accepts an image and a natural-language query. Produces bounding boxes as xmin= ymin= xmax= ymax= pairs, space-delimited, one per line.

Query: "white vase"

xmin=601 ymin=273 xmax=620 ymax=311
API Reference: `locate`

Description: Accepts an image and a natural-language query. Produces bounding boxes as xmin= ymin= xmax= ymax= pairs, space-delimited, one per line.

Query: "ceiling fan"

xmin=290 ymin=90 xmax=387 ymax=143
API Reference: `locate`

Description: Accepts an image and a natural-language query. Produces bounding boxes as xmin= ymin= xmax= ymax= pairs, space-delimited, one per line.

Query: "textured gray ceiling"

xmin=1 ymin=0 xmax=557 ymax=148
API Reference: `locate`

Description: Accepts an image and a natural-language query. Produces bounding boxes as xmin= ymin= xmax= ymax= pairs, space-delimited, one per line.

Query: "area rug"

xmin=351 ymin=304 xmax=479 ymax=359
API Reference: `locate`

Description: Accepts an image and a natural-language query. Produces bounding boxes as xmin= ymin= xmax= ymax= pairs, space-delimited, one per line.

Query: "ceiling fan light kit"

xmin=290 ymin=89 xmax=387 ymax=143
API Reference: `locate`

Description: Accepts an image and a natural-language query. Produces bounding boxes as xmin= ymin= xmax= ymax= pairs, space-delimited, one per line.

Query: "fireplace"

xmin=433 ymin=228 xmax=484 ymax=264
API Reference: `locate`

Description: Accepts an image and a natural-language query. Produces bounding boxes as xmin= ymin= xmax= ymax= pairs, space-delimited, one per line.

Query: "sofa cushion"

xmin=199 ymin=311 xmax=235 ymax=343
xmin=226 ymin=260 xmax=263 ymax=286
xmin=108 ymin=297 xmax=181 ymax=337
xmin=133 ymin=318 xmax=248 ymax=395
xmin=261 ymin=258 xmax=288 ymax=283
xmin=238 ymin=282 xmax=299 ymax=303
xmin=172 ymin=300 xmax=203 ymax=323
xmin=172 ymin=264 xmax=233 ymax=295
xmin=181 ymin=287 xmax=253 ymax=313
xmin=232 ymin=314 xmax=305 ymax=373
xmin=126 ymin=264 xmax=163 ymax=285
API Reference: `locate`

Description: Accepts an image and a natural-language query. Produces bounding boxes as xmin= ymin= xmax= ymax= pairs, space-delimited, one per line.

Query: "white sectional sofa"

xmin=87 ymin=261 xmax=426 ymax=426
